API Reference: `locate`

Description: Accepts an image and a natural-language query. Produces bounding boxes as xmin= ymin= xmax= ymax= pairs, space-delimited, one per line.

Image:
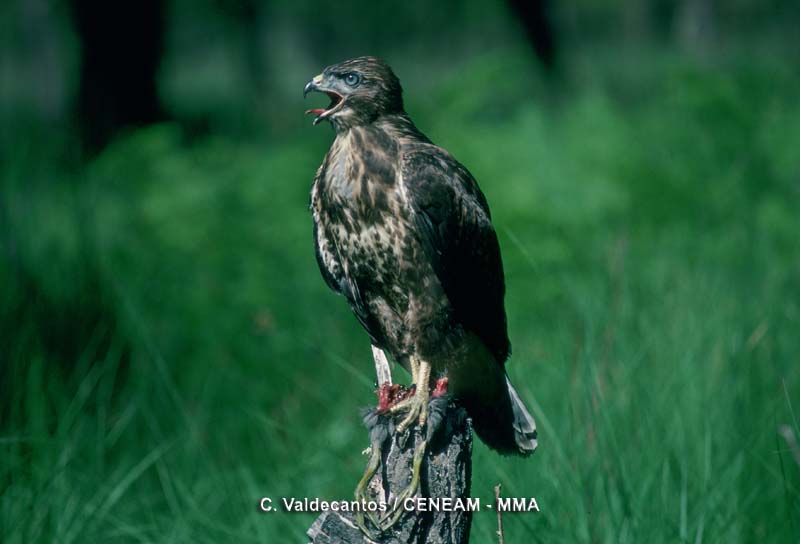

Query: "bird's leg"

xmin=390 ymin=357 xmax=431 ymax=432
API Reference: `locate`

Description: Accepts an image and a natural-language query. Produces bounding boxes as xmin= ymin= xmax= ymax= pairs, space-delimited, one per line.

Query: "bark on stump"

xmin=307 ymin=400 xmax=472 ymax=544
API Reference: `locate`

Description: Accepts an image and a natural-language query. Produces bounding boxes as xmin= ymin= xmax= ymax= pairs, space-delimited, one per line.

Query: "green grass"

xmin=2 ymin=49 xmax=799 ymax=542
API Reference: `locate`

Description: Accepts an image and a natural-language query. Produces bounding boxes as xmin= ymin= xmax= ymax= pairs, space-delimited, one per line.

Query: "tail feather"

xmin=506 ymin=377 xmax=538 ymax=454
xmin=450 ymin=333 xmax=538 ymax=455
xmin=464 ymin=374 xmax=538 ymax=456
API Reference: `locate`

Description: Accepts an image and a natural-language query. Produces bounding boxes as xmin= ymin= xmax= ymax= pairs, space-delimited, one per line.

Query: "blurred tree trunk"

xmin=675 ymin=0 xmax=716 ymax=54
xmin=214 ymin=0 xmax=273 ymax=124
xmin=623 ymin=0 xmax=652 ymax=42
xmin=651 ymin=0 xmax=679 ymax=41
xmin=506 ymin=0 xmax=557 ymax=71
xmin=71 ymin=0 xmax=165 ymax=154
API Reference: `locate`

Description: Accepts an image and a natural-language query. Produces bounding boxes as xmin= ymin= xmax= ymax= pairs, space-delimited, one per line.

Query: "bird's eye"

xmin=344 ymin=73 xmax=361 ymax=87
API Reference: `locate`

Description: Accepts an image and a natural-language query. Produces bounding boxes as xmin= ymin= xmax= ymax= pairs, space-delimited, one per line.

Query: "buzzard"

xmin=304 ymin=57 xmax=537 ymax=456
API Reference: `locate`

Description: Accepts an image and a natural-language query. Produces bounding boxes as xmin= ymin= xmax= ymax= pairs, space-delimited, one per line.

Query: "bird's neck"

xmin=375 ymin=112 xmax=431 ymax=143
xmin=333 ymin=112 xmax=430 ymax=144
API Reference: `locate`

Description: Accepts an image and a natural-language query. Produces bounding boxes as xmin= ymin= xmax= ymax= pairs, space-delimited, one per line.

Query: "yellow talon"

xmin=390 ymin=356 xmax=431 ymax=432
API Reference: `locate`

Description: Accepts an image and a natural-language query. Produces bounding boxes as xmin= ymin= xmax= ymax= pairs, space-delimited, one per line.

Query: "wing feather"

xmin=402 ymin=145 xmax=511 ymax=364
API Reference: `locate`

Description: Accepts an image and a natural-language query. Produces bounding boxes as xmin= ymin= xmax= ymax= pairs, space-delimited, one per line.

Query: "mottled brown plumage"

xmin=305 ymin=56 xmax=537 ymax=455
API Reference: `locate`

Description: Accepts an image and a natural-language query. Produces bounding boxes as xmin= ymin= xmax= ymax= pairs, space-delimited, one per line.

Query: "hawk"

xmin=304 ymin=57 xmax=537 ymax=456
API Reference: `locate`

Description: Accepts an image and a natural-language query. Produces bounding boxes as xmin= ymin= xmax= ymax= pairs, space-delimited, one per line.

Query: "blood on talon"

xmin=376 ymin=383 xmax=411 ymax=413
xmin=432 ymin=377 xmax=449 ymax=398
xmin=376 ymin=382 xmax=399 ymax=413
xmin=376 ymin=382 xmax=392 ymax=413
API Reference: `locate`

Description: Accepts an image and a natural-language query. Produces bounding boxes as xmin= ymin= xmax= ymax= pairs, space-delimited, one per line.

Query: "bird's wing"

xmin=402 ymin=144 xmax=511 ymax=364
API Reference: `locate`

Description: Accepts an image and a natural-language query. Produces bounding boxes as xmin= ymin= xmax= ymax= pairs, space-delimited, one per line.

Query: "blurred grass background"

xmin=1 ymin=0 xmax=799 ymax=542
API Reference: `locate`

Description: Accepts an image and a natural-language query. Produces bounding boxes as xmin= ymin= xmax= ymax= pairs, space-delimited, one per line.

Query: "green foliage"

xmin=2 ymin=49 xmax=799 ymax=543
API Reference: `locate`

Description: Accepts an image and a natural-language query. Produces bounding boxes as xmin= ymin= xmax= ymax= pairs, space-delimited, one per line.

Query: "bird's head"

xmin=303 ymin=56 xmax=403 ymax=131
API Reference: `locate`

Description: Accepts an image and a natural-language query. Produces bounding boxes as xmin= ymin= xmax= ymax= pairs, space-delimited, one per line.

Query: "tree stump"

xmin=307 ymin=399 xmax=473 ymax=544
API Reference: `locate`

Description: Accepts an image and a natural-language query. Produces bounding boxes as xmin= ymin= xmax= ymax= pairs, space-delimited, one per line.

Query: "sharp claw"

xmin=391 ymin=385 xmax=429 ymax=433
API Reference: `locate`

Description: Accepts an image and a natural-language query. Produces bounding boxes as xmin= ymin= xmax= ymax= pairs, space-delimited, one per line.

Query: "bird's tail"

xmin=506 ymin=377 xmax=538 ymax=454
xmin=464 ymin=373 xmax=538 ymax=456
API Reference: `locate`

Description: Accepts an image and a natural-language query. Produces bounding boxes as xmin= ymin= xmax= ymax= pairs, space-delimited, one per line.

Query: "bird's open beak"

xmin=303 ymin=75 xmax=321 ymax=98
xmin=303 ymin=74 xmax=344 ymax=126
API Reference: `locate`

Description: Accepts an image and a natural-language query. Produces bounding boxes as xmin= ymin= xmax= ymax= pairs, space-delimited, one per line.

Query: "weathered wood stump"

xmin=307 ymin=399 xmax=473 ymax=544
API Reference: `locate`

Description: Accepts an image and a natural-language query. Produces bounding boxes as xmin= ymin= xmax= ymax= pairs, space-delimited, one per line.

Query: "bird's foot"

xmin=390 ymin=382 xmax=429 ymax=433
xmin=389 ymin=358 xmax=432 ymax=433
xmin=375 ymin=382 xmax=413 ymax=414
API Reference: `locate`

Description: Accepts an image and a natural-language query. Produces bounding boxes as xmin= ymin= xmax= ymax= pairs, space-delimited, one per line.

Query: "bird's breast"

xmin=336 ymin=212 xmax=409 ymax=280
xmin=315 ymin=126 xmax=429 ymax=307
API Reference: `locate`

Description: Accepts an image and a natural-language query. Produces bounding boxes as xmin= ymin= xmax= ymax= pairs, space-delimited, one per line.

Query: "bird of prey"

xmin=304 ymin=57 xmax=537 ymax=457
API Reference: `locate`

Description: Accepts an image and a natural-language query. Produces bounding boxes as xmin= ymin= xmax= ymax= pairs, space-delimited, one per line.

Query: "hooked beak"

xmin=303 ymin=73 xmax=344 ymax=126
xmin=303 ymin=78 xmax=318 ymax=98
